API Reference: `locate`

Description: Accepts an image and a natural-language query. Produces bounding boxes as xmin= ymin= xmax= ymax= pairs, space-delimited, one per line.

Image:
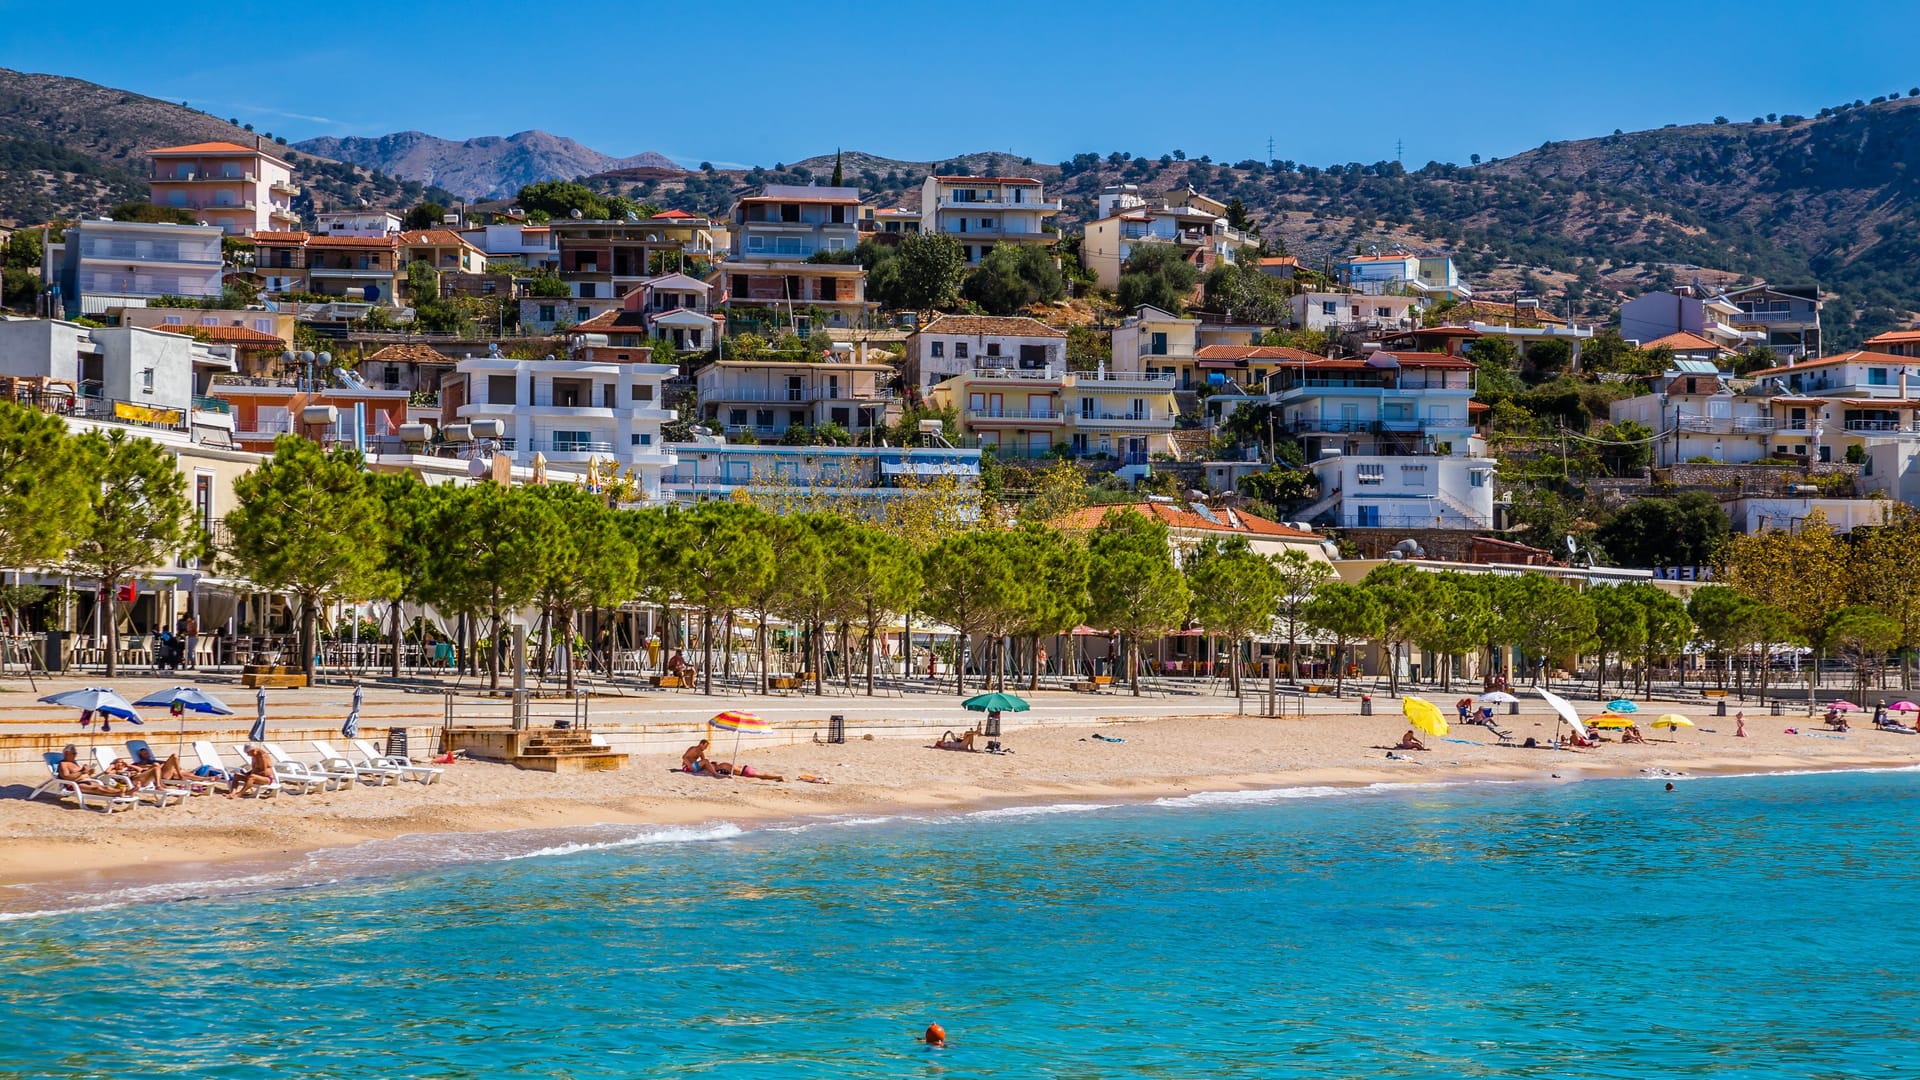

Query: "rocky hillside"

xmin=295 ymin=130 xmax=680 ymax=200
xmin=0 ymin=67 xmax=441 ymax=227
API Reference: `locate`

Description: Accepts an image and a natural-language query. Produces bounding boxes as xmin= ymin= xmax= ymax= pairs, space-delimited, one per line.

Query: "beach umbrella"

xmin=1401 ymin=695 xmax=1449 ymax=737
xmin=249 ymin=686 xmax=268 ymax=744
xmin=343 ymin=684 xmax=363 ymax=739
xmin=1535 ymin=686 xmax=1589 ymax=742
xmin=1652 ymin=714 xmax=1694 ymax=729
xmin=1587 ymin=714 xmax=1635 ymax=730
xmin=708 ymin=710 xmax=768 ymax=778
xmin=1606 ymin=699 xmax=1640 ymax=713
xmin=1890 ymin=701 xmax=1920 ymax=713
xmin=41 ymin=687 xmax=143 ymax=732
xmin=1478 ymin=691 xmax=1519 ymax=704
xmin=135 ymin=686 xmax=236 ymax=756
xmin=1830 ymin=700 xmax=1861 ymax=712
xmin=961 ymin=692 xmax=1029 ymax=713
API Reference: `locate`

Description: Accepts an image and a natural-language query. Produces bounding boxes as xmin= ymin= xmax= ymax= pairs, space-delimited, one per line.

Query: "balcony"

xmin=1074 ymin=411 xmax=1173 ymax=429
xmin=967 ymin=365 xmax=1065 ymax=382
xmin=700 ymin=386 xmax=895 ymax=404
xmin=936 ymin=196 xmax=1061 ymax=212
xmin=1075 ymin=370 xmax=1177 ymax=388
xmin=1678 ymin=416 xmax=1778 ymax=434
xmin=967 ymin=409 xmax=1066 ymax=425
xmin=271 ymin=181 xmax=300 ymax=196
xmin=1843 ymin=419 xmax=1917 ymax=433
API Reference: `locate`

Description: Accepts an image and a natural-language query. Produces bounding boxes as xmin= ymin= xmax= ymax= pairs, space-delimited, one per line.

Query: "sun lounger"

xmin=195 ymin=740 xmax=278 ymax=798
xmin=32 ymin=752 xmax=137 ymax=813
xmin=351 ymin=738 xmax=441 ymax=785
xmin=261 ymin=743 xmax=342 ymax=793
xmin=125 ymin=739 xmax=215 ymax=796
xmin=91 ymin=746 xmax=185 ymax=808
xmin=311 ymin=740 xmax=395 ymax=786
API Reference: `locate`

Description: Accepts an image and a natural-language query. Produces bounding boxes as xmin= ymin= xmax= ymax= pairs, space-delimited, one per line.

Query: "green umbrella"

xmin=961 ymin=692 xmax=1030 ymax=713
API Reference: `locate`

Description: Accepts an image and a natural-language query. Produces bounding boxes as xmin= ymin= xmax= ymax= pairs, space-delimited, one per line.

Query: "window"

xmin=986 ymin=343 xmax=1001 ymax=358
xmin=1356 ymin=505 xmax=1379 ymax=527
xmin=384 ymin=365 xmax=400 ymax=389
xmin=956 ymin=342 xmax=969 ymax=360
xmin=1469 ymin=470 xmax=1487 ymax=488
xmin=788 ymin=410 xmax=805 ymax=428
xmin=756 ymin=409 xmax=775 ymax=428
xmin=579 ymin=283 xmax=596 ymax=299
xmin=630 ymin=384 xmax=653 ymax=402
xmin=1322 ymin=302 xmax=1337 ymax=316
xmin=980 ymin=218 xmax=993 ymax=229
xmin=552 ymin=430 xmax=592 ymax=452
xmin=786 ymin=375 xmax=804 ymax=402
xmin=141 ymin=368 xmax=155 ymax=392
xmin=930 ymin=341 xmax=944 ymax=359
xmin=1400 ymin=464 xmax=1428 ymax=483
xmin=602 ymin=384 xmax=616 ymax=409
xmin=631 ymin=432 xmax=653 ymax=446
xmin=1375 ymin=307 xmax=1392 ymax=318
xmin=162 ymin=315 xmax=183 ymax=325
xmin=1081 ymin=396 xmax=1095 ymax=419
xmin=538 ymin=305 xmax=556 ymax=323
xmin=487 ymin=374 xmax=517 ymax=404
xmin=729 ymin=409 xmax=748 ymax=426
xmin=1356 ymin=464 xmax=1386 ymax=485
xmin=576 ymin=307 xmax=590 ymax=322
xmin=200 ymin=317 xmax=218 ymax=327
xmin=1869 ymin=368 xmax=1890 ymax=385
xmin=1150 ymin=332 xmax=1168 ymax=356
xmin=252 ymin=318 xmax=272 ymax=333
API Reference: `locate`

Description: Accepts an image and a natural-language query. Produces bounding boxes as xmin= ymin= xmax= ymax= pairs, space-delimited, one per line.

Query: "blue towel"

xmin=1441 ymin=738 xmax=1479 ymax=745
xmin=1091 ymin=734 xmax=1126 ymax=743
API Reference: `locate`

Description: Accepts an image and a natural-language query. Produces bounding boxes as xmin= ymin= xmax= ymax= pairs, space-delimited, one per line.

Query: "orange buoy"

xmin=924 ymin=1023 xmax=946 ymax=1047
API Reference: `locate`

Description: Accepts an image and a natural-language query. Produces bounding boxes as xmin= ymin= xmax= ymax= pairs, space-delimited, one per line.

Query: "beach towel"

xmin=1441 ymin=738 xmax=1479 ymax=746
xmin=1091 ymin=734 xmax=1126 ymax=743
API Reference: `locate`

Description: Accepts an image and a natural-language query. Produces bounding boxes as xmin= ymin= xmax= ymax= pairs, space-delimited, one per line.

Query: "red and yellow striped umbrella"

xmin=709 ymin=711 xmax=767 ymax=733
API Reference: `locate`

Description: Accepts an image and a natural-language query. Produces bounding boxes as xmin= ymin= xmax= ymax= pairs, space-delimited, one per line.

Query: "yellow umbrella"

xmin=1652 ymin=714 xmax=1694 ymax=729
xmin=1587 ymin=714 xmax=1635 ymax=730
xmin=1402 ymin=695 xmax=1449 ymax=737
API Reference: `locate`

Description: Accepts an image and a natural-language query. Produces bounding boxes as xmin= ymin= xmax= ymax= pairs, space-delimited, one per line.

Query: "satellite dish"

xmin=570 ymin=208 xmax=584 ymax=219
xmin=1565 ymin=535 xmax=1579 ymax=555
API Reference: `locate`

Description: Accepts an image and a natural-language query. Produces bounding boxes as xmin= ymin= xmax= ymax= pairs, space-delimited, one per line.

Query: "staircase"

xmin=512 ymin=729 xmax=627 ymax=773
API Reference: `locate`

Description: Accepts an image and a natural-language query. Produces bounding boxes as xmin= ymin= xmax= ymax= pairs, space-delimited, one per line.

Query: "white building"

xmin=1289 ymin=291 xmax=1422 ymax=335
xmin=1081 ymin=185 xmax=1252 ymax=290
xmin=439 ymin=354 xmax=679 ymax=499
xmin=315 ymin=210 xmax=402 ymax=238
xmin=918 ymin=175 xmax=1060 ymax=265
xmin=662 ymin=440 xmax=983 ymax=511
xmin=45 ymin=219 xmax=226 ymax=318
xmin=459 ymin=222 xmax=557 ymax=270
xmin=904 ymin=314 xmax=1066 ymax=397
xmin=0 ymin=317 xmax=235 ymax=444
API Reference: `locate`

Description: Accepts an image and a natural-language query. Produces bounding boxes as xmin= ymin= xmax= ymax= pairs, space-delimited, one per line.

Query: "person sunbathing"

xmin=1622 ymin=725 xmax=1649 ymax=745
xmin=132 ymin=747 xmax=189 ymax=783
xmin=708 ymin=761 xmax=784 ymax=781
xmin=1568 ymin=731 xmax=1599 ymax=749
xmin=55 ymin=746 xmax=125 ymax=797
xmin=681 ymin=739 xmax=712 ymax=774
xmin=935 ymin=729 xmax=977 ymax=751
xmin=1397 ymin=730 xmax=1428 ymax=751
xmin=225 ymin=745 xmax=277 ymax=799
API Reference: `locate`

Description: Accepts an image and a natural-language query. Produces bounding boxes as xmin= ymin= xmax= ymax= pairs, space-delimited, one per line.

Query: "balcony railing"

xmin=546 ymin=439 xmax=617 ymax=454
xmin=967 ymin=409 xmax=1065 ymax=422
xmin=936 ymin=197 xmax=1062 ymax=212
xmin=191 ymin=396 xmax=231 ymax=414
xmin=700 ymin=387 xmax=895 ymax=403
xmin=1844 ymin=419 xmax=1914 ymax=433
xmin=1678 ymin=416 xmax=1778 ymax=434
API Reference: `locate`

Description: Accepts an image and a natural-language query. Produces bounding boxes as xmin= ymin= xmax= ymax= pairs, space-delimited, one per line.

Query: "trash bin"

xmin=1360 ymin=695 xmax=1373 ymax=716
xmin=1509 ymin=702 xmax=1520 ymax=715
xmin=1771 ymin=701 xmax=1784 ymax=716
xmin=42 ymin=630 xmax=71 ymax=674
xmin=826 ymin=714 xmax=846 ymax=744
xmin=1716 ymin=701 xmax=1727 ymax=717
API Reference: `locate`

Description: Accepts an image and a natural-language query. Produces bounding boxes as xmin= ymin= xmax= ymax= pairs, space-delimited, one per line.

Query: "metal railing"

xmin=968 ymin=409 xmax=1066 ymax=422
xmin=1678 ymin=416 xmax=1779 ymax=434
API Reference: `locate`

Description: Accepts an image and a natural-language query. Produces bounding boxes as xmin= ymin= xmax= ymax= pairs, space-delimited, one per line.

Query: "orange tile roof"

xmin=1194 ymin=345 xmax=1321 ymax=362
xmin=1258 ymin=256 xmax=1298 ymax=266
xmin=366 ymin=344 xmax=454 ymax=364
xmin=398 ymin=229 xmax=478 ymax=247
xmin=1865 ymin=329 xmax=1920 ymax=345
xmin=252 ymin=231 xmax=310 ymax=243
xmin=1642 ymin=331 xmax=1729 ymax=353
xmin=154 ymin=324 xmax=285 ymax=347
xmin=570 ymin=310 xmax=650 ymax=331
xmin=650 ymin=209 xmax=696 ymax=219
xmin=306 ymin=236 xmax=397 ymax=248
xmin=916 ymin=314 xmax=1065 ymax=338
xmin=147 ymin=141 xmax=272 ymax=156
xmin=1055 ymin=502 xmax=1321 ymax=540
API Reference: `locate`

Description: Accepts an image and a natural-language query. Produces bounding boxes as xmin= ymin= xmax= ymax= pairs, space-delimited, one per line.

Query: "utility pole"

xmin=1396 ymin=139 xmax=1404 ymax=165
xmin=1267 ymin=135 xmax=1275 ymax=165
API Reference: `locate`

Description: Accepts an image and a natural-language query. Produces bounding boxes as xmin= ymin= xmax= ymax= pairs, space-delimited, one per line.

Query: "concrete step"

xmin=511 ymin=752 xmax=628 ymax=773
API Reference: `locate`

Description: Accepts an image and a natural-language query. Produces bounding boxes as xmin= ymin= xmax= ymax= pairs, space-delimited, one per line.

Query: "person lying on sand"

xmin=934 ymin=729 xmax=978 ymax=752
xmin=1397 ymin=730 xmax=1428 ymax=751
xmin=1567 ymin=731 xmax=1599 ymax=749
xmin=709 ymin=761 xmax=784 ymax=781
xmin=681 ymin=739 xmax=712 ymax=774
xmin=225 ymin=745 xmax=277 ymax=799
xmin=1622 ymin=725 xmax=1649 ymax=745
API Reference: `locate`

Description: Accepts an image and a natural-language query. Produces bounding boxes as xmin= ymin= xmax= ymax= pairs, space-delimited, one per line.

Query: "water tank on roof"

xmin=300 ymin=405 xmax=338 ymax=427
xmin=471 ymin=419 xmax=504 ymax=440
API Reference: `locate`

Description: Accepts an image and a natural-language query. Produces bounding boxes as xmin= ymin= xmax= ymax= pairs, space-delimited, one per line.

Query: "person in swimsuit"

xmin=133 ymin=747 xmax=189 ymax=783
xmin=1397 ymin=730 xmax=1428 ymax=751
xmin=1621 ymin=725 xmax=1648 ymax=745
xmin=681 ymin=739 xmax=711 ymax=774
xmin=55 ymin=746 xmax=125 ymax=797
xmin=935 ymin=730 xmax=977 ymax=751
xmin=225 ymin=744 xmax=277 ymax=799
xmin=1735 ymin=711 xmax=1747 ymax=738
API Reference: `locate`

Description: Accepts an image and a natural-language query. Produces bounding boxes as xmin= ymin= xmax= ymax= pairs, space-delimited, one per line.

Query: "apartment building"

xmin=1619 ymin=288 xmax=1766 ymax=352
xmin=926 ymin=363 xmax=1178 ymax=466
xmin=251 ymin=232 xmax=401 ymax=304
xmin=1266 ymin=351 xmax=1494 ymax=530
xmin=1611 ymin=360 xmax=1774 ymax=466
xmin=719 ymin=185 xmax=869 ymax=329
xmin=1288 ymin=291 xmax=1421 ymax=334
xmin=438 ymin=353 xmax=680 ymax=498
xmin=917 ymin=176 xmax=1060 ymax=265
xmin=146 ymin=141 xmax=299 ymax=236
xmin=903 ymin=314 xmax=1065 ymax=398
xmin=315 ymin=210 xmax=401 ymax=238
xmin=1081 ymin=185 xmax=1254 ymax=290
xmin=1722 ymin=283 xmax=1821 ymax=358
xmin=1865 ymin=329 xmax=1920 ymax=358
xmin=1109 ymin=305 xmax=1265 ymax=389
xmin=44 ymin=220 xmax=225 ymax=317
xmin=114 ymin=306 xmax=294 ymax=352
xmin=550 ymin=215 xmax=717 ymax=308
xmin=459 ymin=222 xmax=557 ymax=270
xmin=569 ymin=273 xmax=719 ymax=355
xmin=0 ymin=317 xmax=236 ymax=445
xmin=400 ymin=229 xmax=489 ymax=279
xmin=211 ymin=375 xmax=412 ymax=455
xmin=694 ymin=359 xmax=897 ymax=439
xmin=661 ymin=440 xmax=983 ymax=511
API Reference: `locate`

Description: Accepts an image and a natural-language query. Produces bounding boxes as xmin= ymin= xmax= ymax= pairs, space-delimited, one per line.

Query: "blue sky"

xmin=6 ymin=0 xmax=1918 ymax=168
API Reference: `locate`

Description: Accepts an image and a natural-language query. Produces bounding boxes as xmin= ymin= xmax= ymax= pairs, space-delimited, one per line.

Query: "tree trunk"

xmin=1229 ymin=635 xmax=1242 ymax=695
xmin=1286 ymin=621 xmax=1298 ymax=686
xmin=865 ymin=602 xmax=878 ymax=697
xmin=562 ymin=607 xmax=578 ymax=695
xmin=486 ymin=586 xmax=502 ymax=691
xmin=812 ymin=619 xmax=825 ymax=696
xmin=300 ymin=590 xmax=319 ymax=680
xmin=390 ymin=598 xmax=404 ymax=679
xmin=955 ymin=632 xmax=967 ymax=695
xmin=757 ymin=608 xmax=770 ymax=695
xmin=103 ymin=576 xmax=120 ymax=678
xmin=534 ymin=607 xmax=551 ymax=681
xmin=1029 ymin=634 xmax=1041 ymax=694
xmin=722 ymin=611 xmax=736 ymax=682
xmin=839 ymin=618 xmax=853 ymax=690
xmin=1129 ymin=633 xmax=1141 ymax=696
xmin=1333 ymin=639 xmax=1345 ymax=696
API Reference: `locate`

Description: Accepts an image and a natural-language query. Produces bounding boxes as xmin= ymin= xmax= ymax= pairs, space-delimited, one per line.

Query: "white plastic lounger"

xmin=259 ymin=743 xmax=338 ymax=793
xmin=91 ymin=746 xmax=184 ymax=808
xmin=32 ymin=752 xmax=137 ymax=814
xmin=125 ymin=739 xmax=214 ymax=796
xmin=194 ymin=741 xmax=277 ymax=798
xmin=351 ymin=739 xmax=441 ymax=785
xmin=311 ymin=740 xmax=394 ymax=786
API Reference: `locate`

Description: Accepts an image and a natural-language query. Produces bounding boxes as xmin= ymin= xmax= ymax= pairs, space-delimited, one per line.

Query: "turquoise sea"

xmin=4 ymin=769 xmax=1918 ymax=1078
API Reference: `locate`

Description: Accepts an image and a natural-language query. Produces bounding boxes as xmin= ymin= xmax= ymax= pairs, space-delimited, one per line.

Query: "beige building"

xmin=918 ymin=175 xmax=1061 ymax=265
xmin=147 ymin=141 xmax=300 ymax=236
xmin=695 ymin=358 xmax=898 ymax=439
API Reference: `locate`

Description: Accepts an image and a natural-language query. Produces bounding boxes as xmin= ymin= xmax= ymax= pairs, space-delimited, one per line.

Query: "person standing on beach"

xmin=1735 ymin=711 xmax=1747 ymax=738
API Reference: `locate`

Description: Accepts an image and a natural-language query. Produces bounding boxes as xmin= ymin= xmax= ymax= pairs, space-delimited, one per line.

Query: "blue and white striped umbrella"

xmin=42 ymin=688 xmax=143 ymax=730
xmin=342 ymin=684 xmax=362 ymax=739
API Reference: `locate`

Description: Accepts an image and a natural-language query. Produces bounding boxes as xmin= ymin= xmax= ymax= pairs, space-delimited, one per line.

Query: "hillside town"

xmin=2 ymin=135 xmax=1920 ymax=705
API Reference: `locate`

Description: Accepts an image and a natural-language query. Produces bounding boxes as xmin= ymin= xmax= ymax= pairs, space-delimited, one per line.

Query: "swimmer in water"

xmin=1665 ymin=782 xmax=1675 ymax=792
xmin=924 ymin=1023 xmax=946 ymax=1048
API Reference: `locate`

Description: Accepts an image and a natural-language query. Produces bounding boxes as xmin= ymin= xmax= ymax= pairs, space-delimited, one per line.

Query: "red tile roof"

xmin=916 ymin=314 xmax=1065 ymax=339
xmin=306 ymin=236 xmax=397 ymax=249
xmin=932 ymin=176 xmax=1042 ymax=185
xmin=1194 ymin=344 xmax=1321 ymax=363
xmin=398 ymin=229 xmax=478 ymax=248
xmin=252 ymin=231 xmax=310 ymax=244
xmin=650 ymin=209 xmax=696 ymax=219
xmin=1258 ymin=256 xmax=1298 ymax=267
xmin=1056 ymin=502 xmax=1321 ymax=540
xmin=1865 ymin=329 xmax=1920 ymax=346
xmin=154 ymin=324 xmax=285 ymax=347
xmin=1761 ymin=350 xmax=1911 ymax=375
xmin=366 ymin=344 xmax=454 ymax=364
xmin=148 ymin=141 xmax=271 ymax=156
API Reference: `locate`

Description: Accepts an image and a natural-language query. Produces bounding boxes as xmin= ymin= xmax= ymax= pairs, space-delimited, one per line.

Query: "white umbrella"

xmin=1536 ymin=686 xmax=1589 ymax=741
xmin=1479 ymin=691 xmax=1519 ymax=704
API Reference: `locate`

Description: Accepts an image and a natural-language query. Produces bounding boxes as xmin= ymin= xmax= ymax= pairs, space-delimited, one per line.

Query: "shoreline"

xmin=5 ymin=743 xmax=1917 ymax=917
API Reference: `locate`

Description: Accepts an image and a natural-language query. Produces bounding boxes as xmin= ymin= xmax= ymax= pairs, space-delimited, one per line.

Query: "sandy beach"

xmin=7 ymin=694 xmax=1917 ymax=903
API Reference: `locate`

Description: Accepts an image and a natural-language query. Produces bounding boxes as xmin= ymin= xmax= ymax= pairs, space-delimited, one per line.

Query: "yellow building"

xmin=927 ymin=365 xmax=1178 ymax=466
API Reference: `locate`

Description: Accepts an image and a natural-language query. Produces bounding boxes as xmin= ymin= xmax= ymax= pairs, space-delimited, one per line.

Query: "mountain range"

xmin=293 ymin=131 xmax=680 ymax=200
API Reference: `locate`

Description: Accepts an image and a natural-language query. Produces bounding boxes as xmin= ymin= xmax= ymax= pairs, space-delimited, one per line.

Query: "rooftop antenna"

xmin=1396 ymin=138 xmax=1404 ymax=164
xmin=1266 ymin=135 xmax=1275 ymax=165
